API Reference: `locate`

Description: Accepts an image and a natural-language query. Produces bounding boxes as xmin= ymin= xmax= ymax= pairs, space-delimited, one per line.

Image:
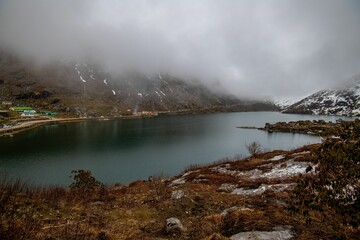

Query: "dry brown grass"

xmin=0 ymin=142 xmax=357 ymax=239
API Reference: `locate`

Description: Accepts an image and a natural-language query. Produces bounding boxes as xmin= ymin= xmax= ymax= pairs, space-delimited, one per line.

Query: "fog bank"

xmin=1 ymin=0 xmax=360 ymax=99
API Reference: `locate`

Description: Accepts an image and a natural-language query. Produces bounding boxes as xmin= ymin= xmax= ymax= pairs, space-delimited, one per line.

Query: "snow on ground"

xmin=211 ymin=164 xmax=238 ymax=176
xmin=274 ymin=96 xmax=304 ymax=109
xmin=103 ymin=79 xmax=108 ymax=85
xmin=218 ymin=183 xmax=238 ymax=192
xmin=157 ymin=88 xmax=166 ymax=96
xmin=137 ymin=93 xmax=143 ymax=97
xmin=155 ymin=91 xmax=161 ymax=98
xmin=292 ymin=151 xmax=311 ymax=156
xmin=90 ymin=74 xmax=95 ymax=80
xmin=256 ymin=159 xmax=311 ymax=179
xmin=112 ymin=90 xmax=116 ymax=95
xmin=231 ymin=183 xmax=296 ymax=196
xmin=352 ymin=108 xmax=360 ymax=115
xmin=170 ymin=170 xmax=199 ymax=186
xmin=80 ymin=76 xmax=86 ymax=83
xmin=267 ymin=155 xmax=285 ymax=161
xmin=212 ymin=159 xmax=313 ymax=180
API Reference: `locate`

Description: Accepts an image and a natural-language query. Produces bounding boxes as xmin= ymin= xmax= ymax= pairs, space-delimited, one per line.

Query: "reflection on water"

xmin=0 ymin=112 xmax=351 ymax=185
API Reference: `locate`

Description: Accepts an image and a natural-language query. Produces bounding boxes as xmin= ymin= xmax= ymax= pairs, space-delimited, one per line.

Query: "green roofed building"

xmin=10 ymin=107 xmax=33 ymax=112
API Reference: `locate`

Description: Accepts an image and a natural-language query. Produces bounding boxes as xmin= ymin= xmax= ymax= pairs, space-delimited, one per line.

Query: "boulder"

xmin=165 ymin=217 xmax=184 ymax=235
xmin=230 ymin=226 xmax=293 ymax=240
xmin=171 ymin=190 xmax=184 ymax=200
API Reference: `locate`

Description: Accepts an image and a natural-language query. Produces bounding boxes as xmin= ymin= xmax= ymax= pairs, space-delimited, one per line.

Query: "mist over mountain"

xmin=1 ymin=0 xmax=360 ymax=100
xmin=0 ymin=52 xmax=278 ymax=116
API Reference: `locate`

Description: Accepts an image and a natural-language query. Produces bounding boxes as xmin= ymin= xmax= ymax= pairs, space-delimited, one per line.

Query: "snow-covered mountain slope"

xmin=283 ymin=77 xmax=360 ymax=116
xmin=273 ymin=97 xmax=303 ymax=110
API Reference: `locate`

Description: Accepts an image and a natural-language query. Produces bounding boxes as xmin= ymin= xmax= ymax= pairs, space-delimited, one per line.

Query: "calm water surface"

xmin=0 ymin=112 xmax=351 ymax=186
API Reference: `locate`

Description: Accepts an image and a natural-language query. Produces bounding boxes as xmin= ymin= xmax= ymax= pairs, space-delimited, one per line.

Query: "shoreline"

xmin=0 ymin=117 xmax=88 ymax=137
xmin=0 ymin=109 xmax=280 ymax=137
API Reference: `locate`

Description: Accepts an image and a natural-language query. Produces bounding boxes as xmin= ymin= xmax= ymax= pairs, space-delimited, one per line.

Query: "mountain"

xmin=273 ymin=98 xmax=302 ymax=110
xmin=0 ymin=52 xmax=277 ymax=117
xmin=283 ymin=76 xmax=360 ymax=116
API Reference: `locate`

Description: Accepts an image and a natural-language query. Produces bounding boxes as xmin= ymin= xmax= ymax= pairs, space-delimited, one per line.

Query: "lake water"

xmin=0 ymin=112 xmax=350 ymax=186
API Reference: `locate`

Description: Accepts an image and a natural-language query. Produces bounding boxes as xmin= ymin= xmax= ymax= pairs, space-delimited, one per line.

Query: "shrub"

xmin=149 ymin=173 xmax=169 ymax=201
xmin=245 ymin=141 xmax=262 ymax=156
xmin=69 ymin=170 xmax=105 ymax=201
xmin=289 ymin=121 xmax=360 ymax=237
xmin=0 ymin=176 xmax=40 ymax=240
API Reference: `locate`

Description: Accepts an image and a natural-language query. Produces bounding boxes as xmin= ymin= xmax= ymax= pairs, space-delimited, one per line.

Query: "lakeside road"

xmin=0 ymin=114 xmax=158 ymax=137
xmin=0 ymin=118 xmax=88 ymax=137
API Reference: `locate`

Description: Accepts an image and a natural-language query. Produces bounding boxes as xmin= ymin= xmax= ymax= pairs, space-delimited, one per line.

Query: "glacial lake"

xmin=0 ymin=112 xmax=352 ymax=186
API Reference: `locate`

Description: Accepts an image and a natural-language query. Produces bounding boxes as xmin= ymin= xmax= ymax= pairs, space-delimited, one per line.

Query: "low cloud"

xmin=1 ymin=0 xmax=360 ymax=99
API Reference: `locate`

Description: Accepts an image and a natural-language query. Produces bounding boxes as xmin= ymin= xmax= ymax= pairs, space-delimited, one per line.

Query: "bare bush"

xmin=245 ymin=141 xmax=262 ymax=156
xmin=149 ymin=173 xmax=169 ymax=201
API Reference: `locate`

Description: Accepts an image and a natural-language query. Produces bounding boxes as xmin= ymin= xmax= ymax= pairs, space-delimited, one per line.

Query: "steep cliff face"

xmin=0 ymin=53 xmax=277 ymax=117
xmin=283 ymin=77 xmax=360 ymax=116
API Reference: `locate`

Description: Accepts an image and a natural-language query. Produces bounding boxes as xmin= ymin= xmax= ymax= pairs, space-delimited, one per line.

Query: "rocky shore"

xmin=240 ymin=118 xmax=359 ymax=137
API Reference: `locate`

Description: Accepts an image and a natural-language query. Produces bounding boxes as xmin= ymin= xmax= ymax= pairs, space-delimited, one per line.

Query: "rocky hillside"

xmin=0 ymin=52 xmax=277 ymax=117
xmin=283 ymin=76 xmax=360 ymax=116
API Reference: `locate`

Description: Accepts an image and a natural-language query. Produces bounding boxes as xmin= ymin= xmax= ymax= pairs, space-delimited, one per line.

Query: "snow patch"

xmin=212 ymin=160 xmax=314 ymax=180
xmin=231 ymin=183 xmax=295 ymax=196
xmin=80 ymin=76 xmax=86 ymax=83
xmin=240 ymin=159 xmax=313 ymax=179
xmin=219 ymin=183 xmax=238 ymax=192
xmin=112 ymin=90 xmax=116 ymax=95
xmin=170 ymin=178 xmax=186 ymax=186
xmin=157 ymin=88 xmax=166 ymax=96
xmin=169 ymin=170 xmax=199 ymax=186
xmin=103 ymin=79 xmax=108 ymax=85
xmin=267 ymin=155 xmax=285 ymax=161
xmin=137 ymin=93 xmax=143 ymax=97
xmin=90 ymin=74 xmax=95 ymax=80
xmin=155 ymin=91 xmax=161 ymax=98
xmin=211 ymin=164 xmax=238 ymax=176
xmin=292 ymin=151 xmax=311 ymax=156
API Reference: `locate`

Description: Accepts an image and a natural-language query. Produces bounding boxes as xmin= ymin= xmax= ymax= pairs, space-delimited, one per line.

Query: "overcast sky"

xmin=1 ymin=0 xmax=360 ymax=100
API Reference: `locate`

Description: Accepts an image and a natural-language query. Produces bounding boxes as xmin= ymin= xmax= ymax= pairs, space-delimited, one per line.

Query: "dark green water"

xmin=0 ymin=112 xmax=349 ymax=186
